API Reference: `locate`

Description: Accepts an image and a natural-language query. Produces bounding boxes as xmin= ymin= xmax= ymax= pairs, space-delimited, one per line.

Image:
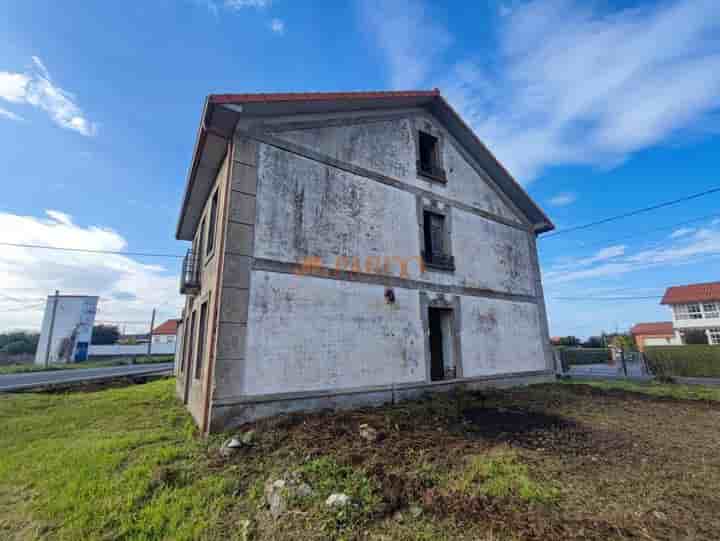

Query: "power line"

xmin=0 ymin=242 xmax=184 ymax=259
xmin=542 ymin=185 xmax=720 ymax=239
xmin=551 ymin=295 xmax=662 ymax=301
xmin=541 ymin=212 xmax=720 ymax=252
xmin=0 ymin=303 xmax=45 ymax=313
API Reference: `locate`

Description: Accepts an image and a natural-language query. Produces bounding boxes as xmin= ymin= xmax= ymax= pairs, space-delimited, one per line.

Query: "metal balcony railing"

xmin=179 ymin=250 xmax=200 ymax=295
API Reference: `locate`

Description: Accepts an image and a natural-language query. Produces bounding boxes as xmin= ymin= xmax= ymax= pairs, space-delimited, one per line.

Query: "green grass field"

xmin=563 ymin=378 xmax=720 ymax=401
xmin=2 ymin=378 xmax=720 ymax=540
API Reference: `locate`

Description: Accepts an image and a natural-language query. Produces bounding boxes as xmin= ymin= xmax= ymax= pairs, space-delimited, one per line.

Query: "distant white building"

xmin=662 ymin=282 xmax=720 ymax=345
xmin=34 ymin=295 xmax=99 ymax=365
xmin=151 ymin=319 xmax=180 ymax=348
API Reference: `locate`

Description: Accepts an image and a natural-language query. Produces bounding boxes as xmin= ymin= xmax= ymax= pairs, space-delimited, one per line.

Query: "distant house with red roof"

xmin=151 ymin=319 xmax=180 ymax=347
xmin=630 ymin=322 xmax=678 ymax=352
xmin=632 ymin=281 xmax=720 ymax=350
xmin=660 ymin=281 xmax=720 ymax=346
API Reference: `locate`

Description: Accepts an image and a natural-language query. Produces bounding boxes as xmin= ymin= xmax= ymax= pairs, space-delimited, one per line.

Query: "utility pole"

xmin=44 ymin=290 xmax=60 ymax=368
xmin=147 ymin=308 xmax=156 ymax=361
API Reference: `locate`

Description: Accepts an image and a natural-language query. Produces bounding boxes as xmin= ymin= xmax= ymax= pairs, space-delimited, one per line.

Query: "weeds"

xmin=447 ymin=448 xmax=559 ymax=504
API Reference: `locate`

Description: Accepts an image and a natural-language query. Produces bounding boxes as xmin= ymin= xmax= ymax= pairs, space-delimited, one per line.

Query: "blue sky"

xmin=1 ymin=0 xmax=719 ymax=337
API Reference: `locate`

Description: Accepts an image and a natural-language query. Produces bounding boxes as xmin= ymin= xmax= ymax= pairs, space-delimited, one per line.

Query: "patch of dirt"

xmin=219 ymin=384 xmax=720 ymax=540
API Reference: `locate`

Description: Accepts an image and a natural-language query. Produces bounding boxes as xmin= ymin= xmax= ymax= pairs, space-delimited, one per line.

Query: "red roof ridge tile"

xmin=209 ymin=89 xmax=440 ymax=105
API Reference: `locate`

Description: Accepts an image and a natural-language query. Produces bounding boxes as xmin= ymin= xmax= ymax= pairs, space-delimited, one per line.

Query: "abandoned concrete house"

xmin=174 ymin=90 xmax=555 ymax=433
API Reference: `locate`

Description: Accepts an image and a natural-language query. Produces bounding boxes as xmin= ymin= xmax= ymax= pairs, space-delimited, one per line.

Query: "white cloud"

xmin=548 ymin=192 xmax=576 ymax=207
xmin=544 ymin=222 xmax=720 ymax=284
xmin=0 ymin=210 xmax=182 ymax=332
xmin=359 ymin=0 xmax=451 ymax=89
xmin=669 ymin=227 xmax=696 ymax=239
xmin=0 ymin=72 xmax=30 ymax=103
xmin=0 ymin=57 xmax=97 ymax=136
xmin=224 ymin=0 xmax=269 ymax=8
xmin=197 ymin=0 xmax=269 ymax=14
xmin=362 ymin=0 xmax=720 ymax=182
xmin=0 ymin=107 xmax=23 ymax=121
xmin=270 ymin=18 xmax=285 ymax=34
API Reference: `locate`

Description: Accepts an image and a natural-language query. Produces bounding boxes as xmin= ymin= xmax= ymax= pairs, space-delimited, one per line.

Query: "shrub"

xmin=645 ymin=346 xmax=720 ymax=378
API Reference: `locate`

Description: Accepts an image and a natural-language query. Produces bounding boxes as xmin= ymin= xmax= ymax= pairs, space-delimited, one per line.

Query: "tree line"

xmin=0 ymin=325 xmax=122 ymax=355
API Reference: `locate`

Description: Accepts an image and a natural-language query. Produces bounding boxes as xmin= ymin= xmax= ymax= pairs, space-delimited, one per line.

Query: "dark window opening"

xmin=207 ymin=191 xmax=218 ymax=255
xmin=429 ymin=307 xmax=455 ymax=381
xmin=180 ymin=319 xmax=191 ymax=374
xmin=195 ymin=298 xmax=209 ymax=380
xmin=423 ymin=211 xmax=454 ymax=270
xmin=418 ymin=131 xmax=444 ymax=180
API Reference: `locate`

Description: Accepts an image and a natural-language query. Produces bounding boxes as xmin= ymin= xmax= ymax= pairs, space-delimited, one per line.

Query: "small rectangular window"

xmin=703 ymin=302 xmax=719 ymax=319
xmin=418 ymin=131 xmax=439 ymax=176
xmin=207 ymin=191 xmax=219 ymax=256
xmin=688 ymin=303 xmax=703 ymax=319
xmin=195 ymin=298 xmax=209 ymax=380
xmin=709 ymin=328 xmax=720 ymax=345
xmin=422 ymin=211 xmax=454 ymax=271
xmin=424 ymin=211 xmax=444 ymax=258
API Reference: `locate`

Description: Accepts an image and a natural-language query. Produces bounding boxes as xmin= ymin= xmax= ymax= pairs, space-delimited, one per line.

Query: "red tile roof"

xmin=210 ymin=89 xmax=441 ymax=105
xmin=660 ymin=282 xmax=720 ymax=305
xmin=152 ymin=319 xmax=180 ymax=335
xmin=630 ymin=322 xmax=674 ymax=336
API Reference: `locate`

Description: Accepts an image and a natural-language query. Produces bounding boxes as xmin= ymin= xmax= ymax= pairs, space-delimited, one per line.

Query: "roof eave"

xmin=176 ymin=90 xmax=555 ymax=240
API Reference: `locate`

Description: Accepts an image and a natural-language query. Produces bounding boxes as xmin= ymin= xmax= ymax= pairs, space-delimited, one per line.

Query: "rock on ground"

xmin=326 ymin=493 xmax=351 ymax=507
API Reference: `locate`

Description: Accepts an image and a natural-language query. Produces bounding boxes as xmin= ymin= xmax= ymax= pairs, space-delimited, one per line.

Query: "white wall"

xmin=255 ymin=146 xmax=534 ymax=295
xmin=35 ymin=296 xmax=98 ymax=365
xmin=461 ymin=296 xmax=545 ymax=376
xmin=152 ymin=334 xmax=177 ymax=345
xmin=239 ymin=271 xmax=425 ymax=397
xmin=273 ymin=115 xmax=521 ymax=222
xmin=89 ymin=343 xmax=176 ymax=357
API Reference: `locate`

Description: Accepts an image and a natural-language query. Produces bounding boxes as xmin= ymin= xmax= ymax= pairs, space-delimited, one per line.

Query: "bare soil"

xmin=221 ymin=383 xmax=720 ymax=540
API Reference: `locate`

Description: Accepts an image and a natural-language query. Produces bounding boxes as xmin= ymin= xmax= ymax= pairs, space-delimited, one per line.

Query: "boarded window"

xmin=418 ymin=131 xmax=439 ymax=175
xmin=422 ymin=210 xmax=454 ymax=271
xmin=424 ymin=211 xmax=445 ymax=257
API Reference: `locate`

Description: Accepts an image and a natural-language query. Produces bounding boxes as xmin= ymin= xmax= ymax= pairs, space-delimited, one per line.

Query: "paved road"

xmin=0 ymin=363 xmax=174 ymax=392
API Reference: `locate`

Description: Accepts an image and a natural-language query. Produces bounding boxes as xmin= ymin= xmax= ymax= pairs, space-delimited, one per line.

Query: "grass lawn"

xmin=1 ymin=378 xmax=719 ymax=540
xmin=0 ymin=356 xmax=174 ymax=375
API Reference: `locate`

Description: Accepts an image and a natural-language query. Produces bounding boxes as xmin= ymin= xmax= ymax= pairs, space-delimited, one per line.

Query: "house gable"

xmin=176 ymin=91 xmax=554 ymax=241
xmin=262 ymin=112 xmax=525 ymax=225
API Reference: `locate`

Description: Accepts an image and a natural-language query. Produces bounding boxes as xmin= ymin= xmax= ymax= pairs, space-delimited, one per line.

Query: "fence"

xmin=556 ymin=347 xmax=648 ymax=378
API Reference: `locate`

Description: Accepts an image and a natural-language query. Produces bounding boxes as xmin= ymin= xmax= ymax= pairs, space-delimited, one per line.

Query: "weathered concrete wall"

xmin=212 ymin=137 xmax=258 ymax=402
xmin=240 ymin=271 xmax=425 ymax=396
xmin=270 ymin=114 xmax=521 ymax=222
xmin=178 ymin=152 xmax=230 ymax=426
xmin=461 ymin=296 xmax=545 ymax=376
xmin=254 ymin=145 xmax=534 ymax=295
xmin=199 ymin=110 xmax=552 ymax=431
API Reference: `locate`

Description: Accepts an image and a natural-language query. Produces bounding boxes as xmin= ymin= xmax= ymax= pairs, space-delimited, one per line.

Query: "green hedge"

xmin=558 ymin=348 xmax=611 ymax=371
xmin=645 ymin=346 xmax=720 ymax=378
